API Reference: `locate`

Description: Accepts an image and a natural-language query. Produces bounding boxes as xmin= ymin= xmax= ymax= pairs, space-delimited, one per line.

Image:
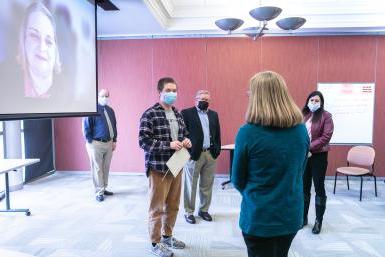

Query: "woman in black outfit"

xmin=302 ymin=91 xmax=334 ymax=234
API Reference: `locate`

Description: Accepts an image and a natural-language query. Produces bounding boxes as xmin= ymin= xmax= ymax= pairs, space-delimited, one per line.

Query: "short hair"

xmin=18 ymin=2 xmax=61 ymax=74
xmin=195 ymin=90 xmax=210 ymax=99
xmin=157 ymin=77 xmax=177 ymax=93
xmin=246 ymin=71 xmax=303 ymax=128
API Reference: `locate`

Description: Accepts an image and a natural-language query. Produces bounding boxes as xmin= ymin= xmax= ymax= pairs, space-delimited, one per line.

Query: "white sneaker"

xmin=161 ymin=236 xmax=186 ymax=249
xmin=150 ymin=243 xmax=173 ymax=257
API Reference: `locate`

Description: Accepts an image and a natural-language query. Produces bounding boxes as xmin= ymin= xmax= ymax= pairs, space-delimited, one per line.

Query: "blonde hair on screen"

xmin=18 ymin=2 xmax=61 ymax=74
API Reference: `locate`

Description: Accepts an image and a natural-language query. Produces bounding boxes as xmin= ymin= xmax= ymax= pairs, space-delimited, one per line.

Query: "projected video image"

xmin=0 ymin=0 xmax=96 ymax=117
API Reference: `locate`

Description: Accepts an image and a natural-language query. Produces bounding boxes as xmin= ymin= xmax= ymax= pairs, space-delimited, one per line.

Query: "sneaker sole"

xmin=161 ymin=239 xmax=186 ymax=250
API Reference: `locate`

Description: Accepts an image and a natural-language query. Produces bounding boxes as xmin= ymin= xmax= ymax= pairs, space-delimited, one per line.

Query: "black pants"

xmin=242 ymin=232 xmax=297 ymax=257
xmin=303 ymin=152 xmax=328 ymax=198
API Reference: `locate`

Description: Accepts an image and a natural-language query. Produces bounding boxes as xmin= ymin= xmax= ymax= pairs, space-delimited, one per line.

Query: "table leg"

xmin=221 ymin=150 xmax=234 ymax=189
xmin=0 ymin=171 xmax=31 ymax=216
xmin=5 ymin=172 xmax=10 ymax=210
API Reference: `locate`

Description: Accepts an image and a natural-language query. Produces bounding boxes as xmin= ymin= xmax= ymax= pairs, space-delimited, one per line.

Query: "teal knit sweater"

xmin=231 ymin=123 xmax=309 ymax=237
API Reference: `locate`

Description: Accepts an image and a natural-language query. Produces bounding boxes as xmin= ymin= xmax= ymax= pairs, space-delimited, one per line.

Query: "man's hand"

xmin=112 ymin=142 xmax=117 ymax=151
xmin=182 ymin=138 xmax=192 ymax=148
xmin=170 ymin=141 xmax=183 ymax=151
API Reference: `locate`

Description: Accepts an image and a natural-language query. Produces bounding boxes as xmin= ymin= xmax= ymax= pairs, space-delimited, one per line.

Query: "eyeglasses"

xmin=27 ymin=29 xmax=55 ymax=49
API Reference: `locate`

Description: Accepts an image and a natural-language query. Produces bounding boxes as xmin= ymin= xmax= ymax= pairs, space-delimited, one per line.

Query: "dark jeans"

xmin=303 ymin=152 xmax=328 ymax=198
xmin=242 ymin=232 xmax=297 ymax=257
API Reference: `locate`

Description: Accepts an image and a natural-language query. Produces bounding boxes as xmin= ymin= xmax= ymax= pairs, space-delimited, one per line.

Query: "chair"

xmin=333 ymin=146 xmax=377 ymax=201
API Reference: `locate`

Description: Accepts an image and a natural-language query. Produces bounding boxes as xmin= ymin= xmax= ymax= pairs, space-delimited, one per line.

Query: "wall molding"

xmin=143 ymin=0 xmax=171 ymax=29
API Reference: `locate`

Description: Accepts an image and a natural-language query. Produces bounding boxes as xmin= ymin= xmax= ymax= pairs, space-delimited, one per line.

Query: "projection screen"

xmin=0 ymin=0 xmax=97 ymax=120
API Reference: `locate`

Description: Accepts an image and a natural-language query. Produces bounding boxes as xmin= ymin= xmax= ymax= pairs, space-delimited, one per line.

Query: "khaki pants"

xmin=184 ymin=151 xmax=216 ymax=214
xmin=148 ymin=170 xmax=182 ymax=243
xmin=86 ymin=140 xmax=113 ymax=196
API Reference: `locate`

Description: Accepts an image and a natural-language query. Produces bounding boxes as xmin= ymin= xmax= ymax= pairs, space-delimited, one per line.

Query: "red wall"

xmin=55 ymin=36 xmax=385 ymax=176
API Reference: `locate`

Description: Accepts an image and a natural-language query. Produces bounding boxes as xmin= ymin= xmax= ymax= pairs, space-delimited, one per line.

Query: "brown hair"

xmin=157 ymin=77 xmax=177 ymax=93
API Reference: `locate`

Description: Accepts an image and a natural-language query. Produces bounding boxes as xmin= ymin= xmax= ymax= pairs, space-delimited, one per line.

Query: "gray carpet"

xmin=0 ymin=172 xmax=384 ymax=257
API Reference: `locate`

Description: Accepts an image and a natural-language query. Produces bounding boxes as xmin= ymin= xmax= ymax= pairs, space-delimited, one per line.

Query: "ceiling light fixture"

xmin=215 ymin=6 xmax=306 ymax=39
xmin=214 ymin=18 xmax=244 ymax=34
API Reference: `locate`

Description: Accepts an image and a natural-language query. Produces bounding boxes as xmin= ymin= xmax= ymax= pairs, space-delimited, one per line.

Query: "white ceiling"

xmin=97 ymin=0 xmax=385 ymax=39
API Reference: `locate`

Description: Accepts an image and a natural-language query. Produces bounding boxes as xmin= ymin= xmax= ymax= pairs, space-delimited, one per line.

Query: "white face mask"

xmin=307 ymin=102 xmax=320 ymax=112
xmin=98 ymin=96 xmax=109 ymax=106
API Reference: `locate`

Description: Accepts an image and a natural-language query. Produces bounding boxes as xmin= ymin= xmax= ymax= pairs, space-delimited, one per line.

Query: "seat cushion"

xmin=337 ymin=166 xmax=370 ymax=175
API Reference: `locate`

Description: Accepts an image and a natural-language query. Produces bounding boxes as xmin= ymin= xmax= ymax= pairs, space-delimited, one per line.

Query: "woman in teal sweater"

xmin=231 ymin=71 xmax=309 ymax=257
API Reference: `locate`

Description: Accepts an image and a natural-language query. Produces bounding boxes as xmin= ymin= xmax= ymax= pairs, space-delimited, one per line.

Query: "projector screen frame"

xmin=0 ymin=0 xmax=99 ymax=121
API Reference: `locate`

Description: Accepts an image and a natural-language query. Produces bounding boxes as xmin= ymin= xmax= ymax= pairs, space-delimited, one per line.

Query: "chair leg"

xmin=374 ymin=176 xmax=377 ymax=197
xmin=360 ymin=177 xmax=363 ymax=201
xmin=333 ymin=172 xmax=338 ymax=194
xmin=346 ymin=175 xmax=350 ymax=190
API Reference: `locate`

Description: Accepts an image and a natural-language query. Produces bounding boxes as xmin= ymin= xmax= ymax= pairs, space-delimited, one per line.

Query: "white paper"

xmin=166 ymin=148 xmax=191 ymax=177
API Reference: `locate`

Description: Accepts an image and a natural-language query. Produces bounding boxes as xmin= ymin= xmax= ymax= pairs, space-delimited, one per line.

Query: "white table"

xmin=0 ymin=248 xmax=36 ymax=257
xmin=0 ymin=159 xmax=40 ymax=216
xmin=220 ymin=144 xmax=234 ymax=189
xmin=221 ymin=144 xmax=234 ymax=151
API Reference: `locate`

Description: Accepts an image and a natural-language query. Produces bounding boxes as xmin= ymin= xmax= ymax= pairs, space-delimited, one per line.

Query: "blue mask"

xmin=307 ymin=102 xmax=320 ymax=112
xmin=161 ymin=92 xmax=177 ymax=105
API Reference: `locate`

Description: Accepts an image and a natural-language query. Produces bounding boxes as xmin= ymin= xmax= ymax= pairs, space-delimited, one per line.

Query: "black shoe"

xmin=184 ymin=214 xmax=196 ymax=224
xmin=104 ymin=190 xmax=114 ymax=196
xmin=303 ymin=217 xmax=308 ymax=227
xmin=198 ymin=211 xmax=213 ymax=222
xmin=303 ymin=194 xmax=311 ymax=227
xmin=96 ymin=195 xmax=104 ymax=202
xmin=312 ymin=219 xmax=322 ymax=234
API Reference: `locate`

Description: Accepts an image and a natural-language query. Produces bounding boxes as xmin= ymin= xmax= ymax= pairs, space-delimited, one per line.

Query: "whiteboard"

xmin=317 ymin=83 xmax=375 ymax=145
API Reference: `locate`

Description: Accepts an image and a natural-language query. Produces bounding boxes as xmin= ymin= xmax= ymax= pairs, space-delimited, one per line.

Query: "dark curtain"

xmin=23 ymin=119 xmax=55 ymax=182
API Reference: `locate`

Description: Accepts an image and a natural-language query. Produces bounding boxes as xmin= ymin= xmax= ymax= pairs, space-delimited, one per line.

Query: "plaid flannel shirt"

xmin=139 ymin=103 xmax=188 ymax=176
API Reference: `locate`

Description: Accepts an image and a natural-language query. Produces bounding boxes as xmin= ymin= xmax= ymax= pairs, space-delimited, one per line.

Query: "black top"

xmin=181 ymin=106 xmax=221 ymax=161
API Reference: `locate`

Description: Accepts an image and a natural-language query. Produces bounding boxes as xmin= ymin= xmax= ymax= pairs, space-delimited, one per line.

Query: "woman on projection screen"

xmin=18 ymin=2 xmax=62 ymax=98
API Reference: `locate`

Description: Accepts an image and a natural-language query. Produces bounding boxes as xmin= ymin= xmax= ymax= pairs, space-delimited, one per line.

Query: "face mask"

xmin=197 ymin=101 xmax=209 ymax=111
xmin=161 ymin=92 xmax=177 ymax=105
xmin=98 ymin=96 xmax=109 ymax=106
xmin=307 ymin=102 xmax=320 ymax=112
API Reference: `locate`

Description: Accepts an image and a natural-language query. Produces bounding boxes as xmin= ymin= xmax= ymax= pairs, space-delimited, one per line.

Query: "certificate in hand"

xmin=166 ymin=147 xmax=191 ymax=177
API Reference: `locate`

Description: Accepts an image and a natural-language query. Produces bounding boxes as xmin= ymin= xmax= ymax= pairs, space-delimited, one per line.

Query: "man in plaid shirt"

xmin=139 ymin=77 xmax=192 ymax=257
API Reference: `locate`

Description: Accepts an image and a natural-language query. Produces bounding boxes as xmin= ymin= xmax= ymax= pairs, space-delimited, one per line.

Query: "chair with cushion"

xmin=333 ymin=146 xmax=377 ymax=201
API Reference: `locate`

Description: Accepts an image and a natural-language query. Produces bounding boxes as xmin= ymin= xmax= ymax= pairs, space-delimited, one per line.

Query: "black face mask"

xmin=197 ymin=101 xmax=209 ymax=111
